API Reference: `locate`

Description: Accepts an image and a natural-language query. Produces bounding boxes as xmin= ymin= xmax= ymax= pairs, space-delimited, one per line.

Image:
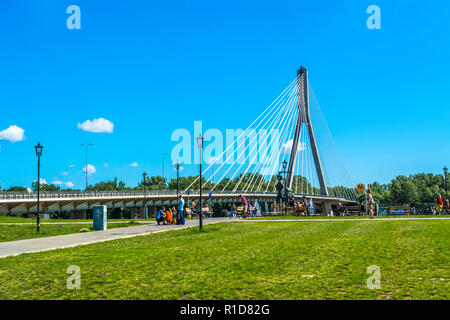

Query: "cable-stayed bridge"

xmin=0 ymin=67 xmax=357 ymax=216
xmin=183 ymin=67 xmax=357 ymax=204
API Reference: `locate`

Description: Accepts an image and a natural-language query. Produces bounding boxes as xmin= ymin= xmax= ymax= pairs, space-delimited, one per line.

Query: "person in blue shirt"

xmin=156 ymin=206 xmax=165 ymax=225
xmin=177 ymin=195 xmax=185 ymax=225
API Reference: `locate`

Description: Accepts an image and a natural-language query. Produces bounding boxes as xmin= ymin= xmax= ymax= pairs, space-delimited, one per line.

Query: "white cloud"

xmin=77 ymin=118 xmax=114 ymax=133
xmin=65 ymin=182 xmax=75 ymax=188
xmin=129 ymin=162 xmax=139 ymax=167
xmin=68 ymin=164 xmax=76 ymax=168
xmin=82 ymin=164 xmax=96 ymax=175
xmin=0 ymin=125 xmax=25 ymax=143
xmin=61 ymin=171 xmax=69 ymax=176
xmin=103 ymin=163 xmax=109 ymax=168
xmin=34 ymin=178 xmax=48 ymax=185
xmin=52 ymin=180 xmax=63 ymax=185
xmin=281 ymin=139 xmax=306 ymax=155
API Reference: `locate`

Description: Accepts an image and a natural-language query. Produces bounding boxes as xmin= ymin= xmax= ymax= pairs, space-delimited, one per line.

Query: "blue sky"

xmin=0 ymin=0 xmax=449 ymax=190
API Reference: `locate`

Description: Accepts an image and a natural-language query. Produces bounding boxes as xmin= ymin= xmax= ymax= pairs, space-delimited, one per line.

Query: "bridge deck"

xmin=0 ymin=191 xmax=356 ymax=214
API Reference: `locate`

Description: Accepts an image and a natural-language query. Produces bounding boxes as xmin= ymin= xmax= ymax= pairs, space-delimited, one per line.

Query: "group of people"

xmin=224 ymin=195 xmax=259 ymax=218
xmin=287 ymin=196 xmax=312 ymax=216
xmin=155 ymin=195 xmax=185 ymax=225
xmin=225 ymin=202 xmax=238 ymax=218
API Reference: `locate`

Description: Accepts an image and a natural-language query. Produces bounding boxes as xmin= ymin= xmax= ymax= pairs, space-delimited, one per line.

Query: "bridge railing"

xmin=0 ymin=190 xmax=354 ymax=201
xmin=0 ymin=190 xmax=273 ymax=200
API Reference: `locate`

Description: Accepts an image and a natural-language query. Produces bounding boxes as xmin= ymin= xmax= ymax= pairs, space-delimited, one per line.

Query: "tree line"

xmin=360 ymin=173 xmax=447 ymax=204
xmin=1 ymin=172 xmax=447 ymax=204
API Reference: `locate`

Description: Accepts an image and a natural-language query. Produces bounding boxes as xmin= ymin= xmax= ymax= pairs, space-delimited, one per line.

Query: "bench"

xmin=236 ymin=206 xmax=257 ymax=217
xmin=248 ymin=206 xmax=257 ymax=217
xmin=331 ymin=205 xmax=346 ymax=216
xmin=188 ymin=207 xmax=213 ymax=218
xmin=293 ymin=205 xmax=308 ymax=216
xmin=388 ymin=205 xmax=411 ymax=215
xmin=202 ymin=207 xmax=212 ymax=217
xmin=236 ymin=206 xmax=245 ymax=217
xmin=344 ymin=206 xmax=361 ymax=216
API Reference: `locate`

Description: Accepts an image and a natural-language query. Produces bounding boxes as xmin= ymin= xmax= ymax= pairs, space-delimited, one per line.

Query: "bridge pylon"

xmin=286 ymin=67 xmax=329 ymax=196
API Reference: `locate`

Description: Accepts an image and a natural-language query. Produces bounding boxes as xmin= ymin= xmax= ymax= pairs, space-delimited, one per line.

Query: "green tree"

xmin=215 ymin=177 xmax=235 ymax=191
xmin=143 ymin=176 xmax=167 ymax=190
xmin=388 ymin=176 xmax=418 ymax=204
xmin=7 ymin=186 xmax=28 ymax=192
xmin=31 ymin=182 xmax=61 ymax=192
xmin=86 ymin=178 xmax=131 ymax=192
xmin=367 ymin=182 xmax=389 ymax=203
xmin=169 ymin=176 xmax=215 ymax=191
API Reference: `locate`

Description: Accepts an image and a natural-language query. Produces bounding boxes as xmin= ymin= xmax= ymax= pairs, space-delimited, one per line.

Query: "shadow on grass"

xmin=181 ymin=224 xmax=222 ymax=236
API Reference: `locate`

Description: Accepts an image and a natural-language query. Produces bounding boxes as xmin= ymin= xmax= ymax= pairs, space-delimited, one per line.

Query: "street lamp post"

xmin=444 ymin=167 xmax=448 ymax=200
xmin=174 ymin=162 xmax=181 ymax=199
xmin=196 ymin=134 xmax=205 ymax=231
xmin=143 ymin=172 xmax=148 ymax=219
xmin=81 ymin=143 xmax=93 ymax=192
xmin=158 ymin=152 xmax=168 ymax=181
xmin=187 ymin=187 xmax=192 ymax=219
xmin=280 ymin=159 xmax=290 ymax=216
xmin=34 ymin=142 xmax=44 ymax=234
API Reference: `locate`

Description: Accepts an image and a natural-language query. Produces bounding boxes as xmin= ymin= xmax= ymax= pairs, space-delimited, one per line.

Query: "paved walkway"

xmin=0 ymin=217 xmax=232 ymax=259
xmin=0 ymin=221 xmax=153 ymax=225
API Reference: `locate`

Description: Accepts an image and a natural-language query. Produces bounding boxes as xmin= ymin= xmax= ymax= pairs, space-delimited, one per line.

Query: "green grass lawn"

xmin=0 ymin=220 xmax=448 ymax=300
xmin=0 ymin=221 xmax=148 ymax=243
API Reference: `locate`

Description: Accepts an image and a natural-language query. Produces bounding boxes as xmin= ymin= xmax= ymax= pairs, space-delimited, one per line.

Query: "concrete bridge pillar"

xmin=323 ymin=202 xmax=333 ymax=216
xmin=264 ymin=201 xmax=269 ymax=215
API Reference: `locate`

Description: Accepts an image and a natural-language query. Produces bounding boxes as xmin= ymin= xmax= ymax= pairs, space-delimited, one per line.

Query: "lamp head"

xmin=195 ymin=134 xmax=204 ymax=148
xmin=34 ymin=142 xmax=43 ymax=157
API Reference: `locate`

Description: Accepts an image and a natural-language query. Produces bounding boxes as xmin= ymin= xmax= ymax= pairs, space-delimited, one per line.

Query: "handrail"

xmin=0 ymin=190 xmax=355 ymax=201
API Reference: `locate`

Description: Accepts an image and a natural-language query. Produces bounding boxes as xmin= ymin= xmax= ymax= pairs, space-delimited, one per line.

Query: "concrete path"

xmin=0 ymin=221 xmax=154 ymax=225
xmin=0 ymin=217 xmax=232 ymax=259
